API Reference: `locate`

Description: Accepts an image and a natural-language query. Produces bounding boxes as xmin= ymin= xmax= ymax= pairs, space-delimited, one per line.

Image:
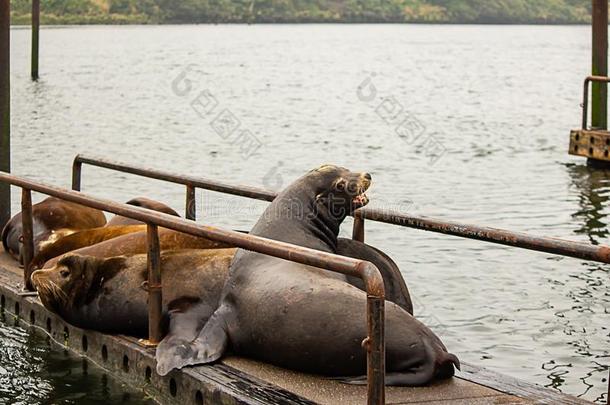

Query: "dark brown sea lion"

xmin=31 ymin=249 xmax=235 ymax=337
xmin=106 ymin=197 xmax=180 ymax=226
xmin=156 ymin=165 xmax=459 ymax=386
xmin=31 ymin=225 xmax=146 ymax=270
xmin=1 ymin=197 xmax=107 ymax=263
xmin=42 ymin=228 xmax=232 ymax=269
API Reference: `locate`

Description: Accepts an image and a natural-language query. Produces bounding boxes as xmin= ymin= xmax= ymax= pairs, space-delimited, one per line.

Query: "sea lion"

xmin=1 ymin=197 xmax=107 ymax=263
xmin=31 ymin=249 xmax=235 ymax=337
xmin=42 ymin=228 xmax=232 ymax=269
xmin=31 ymin=225 xmax=146 ymax=270
xmin=156 ymin=165 xmax=459 ymax=386
xmin=106 ymin=197 xmax=180 ymax=226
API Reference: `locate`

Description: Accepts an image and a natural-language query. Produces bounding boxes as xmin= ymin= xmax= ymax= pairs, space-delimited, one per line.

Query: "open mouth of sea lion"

xmin=350 ymin=174 xmax=371 ymax=210
xmin=351 ymin=191 xmax=369 ymax=209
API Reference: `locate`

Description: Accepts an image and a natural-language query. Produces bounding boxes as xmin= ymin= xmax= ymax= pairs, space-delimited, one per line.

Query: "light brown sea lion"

xmin=42 ymin=228 xmax=233 ymax=269
xmin=1 ymin=196 xmax=107 ymax=263
xmin=156 ymin=165 xmax=459 ymax=386
xmin=31 ymin=248 xmax=235 ymax=337
xmin=30 ymin=225 xmax=147 ymax=270
xmin=106 ymin=197 xmax=180 ymax=226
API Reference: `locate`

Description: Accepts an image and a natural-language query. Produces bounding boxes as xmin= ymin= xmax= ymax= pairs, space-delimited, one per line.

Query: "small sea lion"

xmin=31 ymin=249 xmax=235 ymax=337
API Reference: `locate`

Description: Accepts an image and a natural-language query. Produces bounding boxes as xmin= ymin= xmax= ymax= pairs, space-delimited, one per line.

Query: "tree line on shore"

xmin=10 ymin=0 xmax=592 ymax=25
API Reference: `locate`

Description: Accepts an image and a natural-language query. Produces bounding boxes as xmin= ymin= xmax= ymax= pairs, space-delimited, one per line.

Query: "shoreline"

xmin=9 ymin=20 xmax=593 ymax=27
xmin=9 ymin=14 xmax=592 ymax=26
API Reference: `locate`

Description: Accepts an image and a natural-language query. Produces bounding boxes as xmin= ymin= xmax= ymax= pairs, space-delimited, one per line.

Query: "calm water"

xmin=0 ymin=311 xmax=154 ymax=404
xmin=4 ymin=24 xmax=609 ymax=403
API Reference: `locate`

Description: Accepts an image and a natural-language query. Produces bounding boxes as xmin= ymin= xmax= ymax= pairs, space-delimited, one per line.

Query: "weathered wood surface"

xmin=0 ymin=250 xmax=592 ymax=404
xmin=569 ymin=129 xmax=610 ymax=161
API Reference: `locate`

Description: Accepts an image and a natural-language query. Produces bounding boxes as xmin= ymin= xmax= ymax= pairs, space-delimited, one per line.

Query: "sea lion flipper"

xmin=338 ymin=369 xmax=434 ymax=387
xmin=337 ymin=238 xmax=413 ymax=315
xmin=155 ymin=306 xmax=230 ymax=376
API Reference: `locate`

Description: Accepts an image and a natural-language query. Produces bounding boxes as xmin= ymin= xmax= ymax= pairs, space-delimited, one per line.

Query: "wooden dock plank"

xmin=458 ymin=363 xmax=591 ymax=405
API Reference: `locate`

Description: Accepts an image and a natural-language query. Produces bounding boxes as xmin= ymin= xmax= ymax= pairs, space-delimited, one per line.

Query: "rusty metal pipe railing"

xmin=21 ymin=189 xmax=34 ymax=290
xmin=71 ymin=155 xmax=275 ymax=210
xmin=146 ymin=224 xmax=163 ymax=343
xmin=73 ymin=154 xmax=610 ymax=265
xmin=0 ymin=171 xmax=385 ymax=405
xmin=354 ymin=209 xmax=610 ymax=264
xmin=582 ymin=75 xmax=610 ymax=129
xmin=185 ymin=184 xmax=196 ymax=220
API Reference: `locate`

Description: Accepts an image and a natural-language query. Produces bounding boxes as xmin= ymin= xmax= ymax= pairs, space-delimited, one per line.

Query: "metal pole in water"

xmin=31 ymin=0 xmax=39 ymax=80
xmin=591 ymin=0 xmax=607 ymax=130
xmin=0 ymin=0 xmax=9 ymax=229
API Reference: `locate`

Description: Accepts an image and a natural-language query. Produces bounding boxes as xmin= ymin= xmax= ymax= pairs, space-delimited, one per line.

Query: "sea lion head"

xmin=31 ymin=254 xmax=123 ymax=315
xmin=244 ymin=164 xmax=372 ymax=252
xmin=307 ymin=164 xmax=372 ymax=218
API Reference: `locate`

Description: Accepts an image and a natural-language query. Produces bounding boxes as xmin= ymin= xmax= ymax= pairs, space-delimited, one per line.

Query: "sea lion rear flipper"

xmin=337 ymin=369 xmax=434 ymax=387
xmin=156 ymin=305 xmax=230 ymax=376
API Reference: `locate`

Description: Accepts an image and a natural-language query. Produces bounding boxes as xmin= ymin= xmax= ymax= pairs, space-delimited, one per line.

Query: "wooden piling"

xmin=31 ymin=0 xmax=39 ymax=80
xmin=0 ymin=0 xmax=9 ymax=229
xmin=591 ymin=0 xmax=607 ymax=130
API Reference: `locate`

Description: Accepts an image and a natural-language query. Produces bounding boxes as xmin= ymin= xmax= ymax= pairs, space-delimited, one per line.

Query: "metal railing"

xmin=582 ymin=75 xmax=610 ymax=130
xmin=0 ymin=171 xmax=386 ymax=405
xmin=72 ymin=154 xmax=610 ymax=265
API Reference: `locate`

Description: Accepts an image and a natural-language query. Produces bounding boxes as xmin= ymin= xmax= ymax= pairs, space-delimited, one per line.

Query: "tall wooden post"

xmin=591 ymin=0 xmax=608 ymax=129
xmin=31 ymin=0 xmax=39 ymax=80
xmin=0 ymin=0 xmax=9 ymax=229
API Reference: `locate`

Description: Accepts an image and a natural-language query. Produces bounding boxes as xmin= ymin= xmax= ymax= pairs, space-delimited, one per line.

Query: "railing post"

xmin=21 ymin=188 xmax=35 ymax=291
xmin=366 ymin=296 xmax=385 ymax=405
xmin=353 ymin=211 xmax=365 ymax=242
xmin=71 ymin=159 xmax=82 ymax=191
xmin=185 ymin=184 xmax=196 ymax=220
xmin=583 ymin=78 xmax=591 ymax=129
xmin=146 ymin=223 xmax=163 ymax=344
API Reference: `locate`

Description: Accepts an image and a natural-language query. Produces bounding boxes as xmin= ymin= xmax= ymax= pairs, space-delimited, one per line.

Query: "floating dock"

xmin=0 ymin=250 xmax=590 ymax=405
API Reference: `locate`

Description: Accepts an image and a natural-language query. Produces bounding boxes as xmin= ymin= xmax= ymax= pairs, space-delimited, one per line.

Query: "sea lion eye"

xmin=60 ymin=269 xmax=70 ymax=278
xmin=335 ymin=180 xmax=346 ymax=191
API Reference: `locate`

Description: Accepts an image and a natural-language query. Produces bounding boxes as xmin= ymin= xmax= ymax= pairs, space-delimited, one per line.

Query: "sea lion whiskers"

xmin=47 ymin=279 xmax=69 ymax=306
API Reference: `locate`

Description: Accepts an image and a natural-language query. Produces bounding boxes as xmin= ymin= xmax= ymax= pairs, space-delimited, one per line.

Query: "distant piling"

xmin=0 ymin=0 xmax=9 ymax=229
xmin=591 ymin=0 xmax=607 ymax=129
xmin=31 ymin=0 xmax=39 ymax=80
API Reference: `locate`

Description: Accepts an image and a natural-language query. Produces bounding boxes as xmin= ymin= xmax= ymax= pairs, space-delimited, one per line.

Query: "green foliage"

xmin=9 ymin=0 xmax=593 ymax=24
